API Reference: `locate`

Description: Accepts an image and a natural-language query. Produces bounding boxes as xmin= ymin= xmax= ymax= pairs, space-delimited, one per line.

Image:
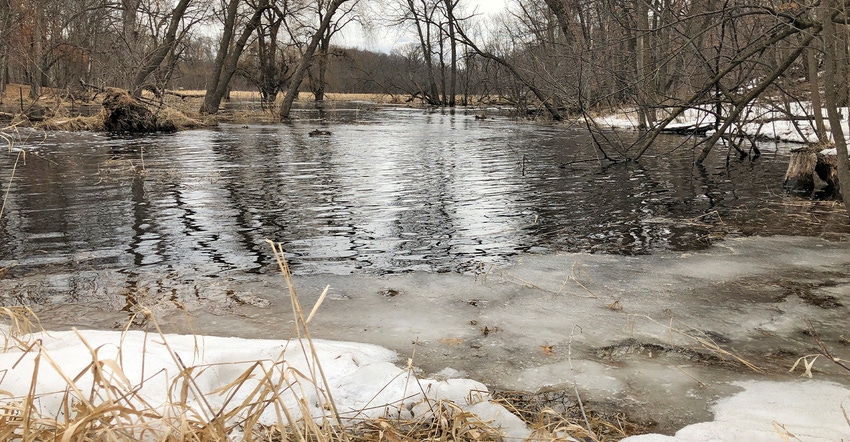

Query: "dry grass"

xmin=492 ymin=390 xmax=646 ymax=442
xmin=35 ymin=113 xmax=106 ymax=131
xmin=0 ymin=122 xmax=22 ymax=221
xmin=154 ymin=106 xmax=206 ymax=130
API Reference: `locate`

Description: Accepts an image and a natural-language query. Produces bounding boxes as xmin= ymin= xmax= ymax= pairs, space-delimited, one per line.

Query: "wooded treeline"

xmin=0 ymin=1 xmax=849 ymax=153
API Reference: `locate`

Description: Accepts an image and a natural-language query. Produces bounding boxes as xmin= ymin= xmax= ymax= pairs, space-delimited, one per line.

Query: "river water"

xmin=2 ymin=107 xmax=850 ymax=433
xmin=2 ymin=107 xmax=846 ymax=281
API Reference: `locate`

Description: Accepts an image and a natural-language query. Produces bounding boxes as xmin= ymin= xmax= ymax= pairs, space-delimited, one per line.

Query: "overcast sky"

xmin=341 ymin=0 xmax=509 ymax=53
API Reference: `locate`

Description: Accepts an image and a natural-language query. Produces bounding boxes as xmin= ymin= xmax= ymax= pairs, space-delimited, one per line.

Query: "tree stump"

xmin=784 ymin=146 xmax=843 ymax=198
xmin=783 ymin=147 xmax=818 ymax=195
xmin=102 ymin=89 xmax=175 ymax=133
xmin=815 ymin=149 xmax=841 ymax=198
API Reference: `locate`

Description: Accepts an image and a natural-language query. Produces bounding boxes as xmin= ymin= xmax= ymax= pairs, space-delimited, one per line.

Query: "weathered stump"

xmin=783 ymin=146 xmax=843 ymax=198
xmin=783 ymin=147 xmax=818 ymax=195
xmin=815 ymin=150 xmax=841 ymax=198
xmin=102 ymin=89 xmax=175 ymax=133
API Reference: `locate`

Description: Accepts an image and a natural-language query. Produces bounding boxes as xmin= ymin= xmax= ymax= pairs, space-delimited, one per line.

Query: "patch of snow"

xmin=0 ymin=328 xmax=532 ymax=440
xmin=597 ymin=103 xmax=850 ymax=147
xmin=623 ymin=380 xmax=850 ymax=441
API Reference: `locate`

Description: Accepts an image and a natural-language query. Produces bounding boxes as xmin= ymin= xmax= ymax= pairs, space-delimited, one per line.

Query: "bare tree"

xmin=306 ymin=0 xmax=359 ymax=101
xmin=405 ymin=0 xmax=441 ymax=105
xmin=238 ymin=1 xmax=296 ymax=107
xmin=455 ymin=5 xmax=565 ymax=119
xmin=279 ymin=0 xmax=350 ymax=119
xmin=0 ymin=0 xmax=14 ymax=99
xmin=442 ymin=0 xmax=458 ymax=106
xmin=130 ymin=0 xmax=193 ymax=96
xmin=200 ymin=0 xmax=269 ymax=114
xmin=821 ymin=0 xmax=850 ymax=214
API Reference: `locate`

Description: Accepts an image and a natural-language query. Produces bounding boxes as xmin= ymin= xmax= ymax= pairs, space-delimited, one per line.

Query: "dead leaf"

xmin=540 ymin=345 xmax=554 ymax=355
xmin=439 ymin=337 xmax=464 ymax=346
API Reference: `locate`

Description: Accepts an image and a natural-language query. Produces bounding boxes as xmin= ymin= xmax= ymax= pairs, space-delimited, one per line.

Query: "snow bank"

xmin=0 ymin=327 xmax=530 ymax=440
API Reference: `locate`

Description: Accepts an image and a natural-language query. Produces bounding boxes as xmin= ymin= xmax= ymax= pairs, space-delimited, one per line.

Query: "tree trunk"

xmin=29 ymin=0 xmax=43 ymax=100
xmin=311 ymin=35 xmax=331 ymax=101
xmin=257 ymin=8 xmax=285 ymax=106
xmin=821 ymin=0 xmax=850 ymax=215
xmin=807 ymin=43 xmax=827 ymax=143
xmin=0 ymin=0 xmax=10 ymax=100
xmin=444 ymin=0 xmax=457 ymax=107
xmin=121 ymin=0 xmax=139 ymax=43
xmin=200 ymin=0 xmax=267 ymax=114
xmin=131 ymin=0 xmax=191 ymax=97
xmin=200 ymin=0 xmax=238 ymax=114
xmin=279 ymin=0 xmax=349 ymax=119
xmin=406 ymin=0 xmax=440 ymax=105
xmin=635 ymin=0 xmax=654 ymax=129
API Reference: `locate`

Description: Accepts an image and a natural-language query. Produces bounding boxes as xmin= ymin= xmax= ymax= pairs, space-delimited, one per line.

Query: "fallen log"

xmin=658 ymin=122 xmax=714 ymax=135
xmin=164 ymin=89 xmax=204 ymax=100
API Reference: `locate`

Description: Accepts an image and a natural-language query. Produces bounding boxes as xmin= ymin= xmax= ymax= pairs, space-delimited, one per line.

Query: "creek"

xmin=2 ymin=107 xmax=846 ymax=278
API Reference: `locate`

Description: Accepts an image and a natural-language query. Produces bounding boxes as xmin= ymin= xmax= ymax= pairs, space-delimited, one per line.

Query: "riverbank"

xmin=2 ymin=82 xmax=846 ymax=150
xmin=0 ymin=83 xmax=416 ymax=129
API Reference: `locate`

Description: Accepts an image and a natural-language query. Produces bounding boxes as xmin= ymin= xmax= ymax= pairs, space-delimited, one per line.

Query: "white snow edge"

xmin=2 ymin=327 xmax=849 ymax=441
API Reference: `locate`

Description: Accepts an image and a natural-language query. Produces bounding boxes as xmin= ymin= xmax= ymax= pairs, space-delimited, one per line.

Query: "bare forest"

xmin=2 ymin=0 xmax=850 ymax=208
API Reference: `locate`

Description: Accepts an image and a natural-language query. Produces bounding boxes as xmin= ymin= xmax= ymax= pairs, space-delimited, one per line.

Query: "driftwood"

xmin=784 ymin=146 xmax=842 ymax=198
xmin=164 ymin=89 xmax=203 ymax=100
xmin=658 ymin=122 xmax=713 ymax=135
xmin=102 ymin=89 xmax=175 ymax=133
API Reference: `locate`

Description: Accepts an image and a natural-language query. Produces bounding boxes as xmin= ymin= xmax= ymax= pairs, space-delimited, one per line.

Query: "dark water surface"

xmin=1 ymin=108 xmax=847 ymax=280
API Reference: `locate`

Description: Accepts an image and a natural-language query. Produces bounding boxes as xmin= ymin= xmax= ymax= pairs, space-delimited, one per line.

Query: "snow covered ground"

xmin=2 ymin=325 xmax=848 ymax=440
xmin=594 ymin=103 xmax=850 ymax=146
xmin=625 ymin=380 xmax=850 ymax=441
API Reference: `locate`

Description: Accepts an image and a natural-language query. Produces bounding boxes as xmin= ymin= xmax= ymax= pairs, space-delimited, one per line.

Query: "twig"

xmin=500 ymin=271 xmax=554 ymax=293
xmin=673 ymin=365 xmax=707 ymax=388
xmin=569 ymin=262 xmax=599 ymax=299
xmin=1 ymin=149 xmax=24 ymax=220
xmin=808 ymin=320 xmax=850 ymax=374
xmin=568 ymin=325 xmax=596 ymax=441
